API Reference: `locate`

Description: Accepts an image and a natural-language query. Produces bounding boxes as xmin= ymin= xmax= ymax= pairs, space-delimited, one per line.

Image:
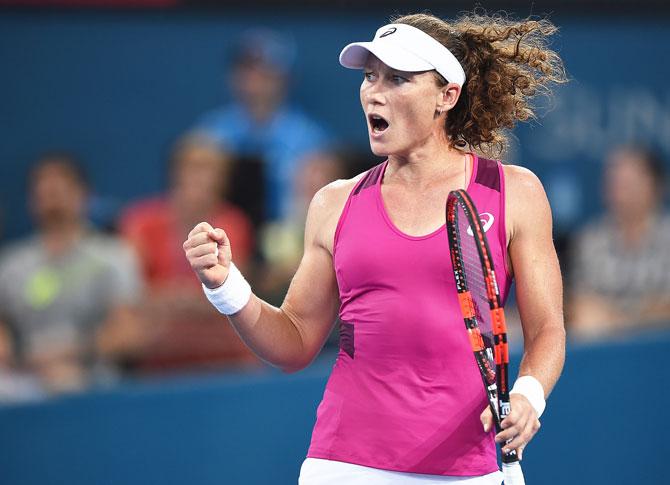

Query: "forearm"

xmin=186 ymin=194 xmax=342 ymax=372
xmin=226 ymin=295 xmax=317 ymax=372
xmin=96 ymin=305 xmax=148 ymax=361
xmin=518 ymin=323 xmax=566 ymax=398
xmin=637 ymin=295 xmax=670 ymax=324
xmin=0 ymin=320 xmax=13 ymax=367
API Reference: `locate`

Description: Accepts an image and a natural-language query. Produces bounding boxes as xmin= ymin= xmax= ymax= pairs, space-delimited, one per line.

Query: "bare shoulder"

xmin=311 ymin=175 xmax=361 ymax=214
xmin=502 ymin=164 xmax=553 ymax=238
xmin=306 ymin=172 xmax=367 ymax=254
xmin=503 ymin=164 xmax=546 ymax=198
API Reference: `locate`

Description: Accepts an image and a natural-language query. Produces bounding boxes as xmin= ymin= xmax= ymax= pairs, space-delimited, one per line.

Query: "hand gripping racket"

xmin=446 ymin=189 xmax=525 ymax=485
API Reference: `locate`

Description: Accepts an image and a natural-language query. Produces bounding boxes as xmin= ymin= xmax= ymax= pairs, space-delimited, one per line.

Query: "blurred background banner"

xmin=0 ymin=3 xmax=668 ymax=239
xmin=0 ymin=2 xmax=669 ymax=484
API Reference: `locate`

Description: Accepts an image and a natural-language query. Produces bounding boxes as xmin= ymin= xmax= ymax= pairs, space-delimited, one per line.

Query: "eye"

xmin=364 ymin=71 xmax=376 ymax=81
xmin=392 ymin=75 xmax=408 ymax=84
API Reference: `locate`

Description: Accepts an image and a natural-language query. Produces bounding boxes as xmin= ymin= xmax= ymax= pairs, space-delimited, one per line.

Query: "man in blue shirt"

xmin=194 ymin=29 xmax=329 ymax=223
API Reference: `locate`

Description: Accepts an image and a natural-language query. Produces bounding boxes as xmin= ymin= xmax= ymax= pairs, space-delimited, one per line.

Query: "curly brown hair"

xmin=393 ymin=12 xmax=568 ymax=159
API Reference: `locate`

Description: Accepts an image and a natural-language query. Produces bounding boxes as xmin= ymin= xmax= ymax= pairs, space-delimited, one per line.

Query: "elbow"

xmin=530 ymin=319 xmax=566 ymax=343
xmin=278 ymin=355 xmax=315 ymax=374
xmin=280 ymin=364 xmax=306 ymax=374
xmin=553 ymin=323 xmax=567 ymax=346
xmin=547 ymin=322 xmax=566 ymax=343
xmin=275 ymin=307 xmax=320 ymax=373
xmin=524 ymin=320 xmax=567 ymax=359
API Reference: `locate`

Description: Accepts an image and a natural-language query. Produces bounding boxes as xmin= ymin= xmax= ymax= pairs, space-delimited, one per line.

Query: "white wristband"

xmin=510 ymin=375 xmax=546 ymax=418
xmin=202 ymin=262 xmax=252 ymax=315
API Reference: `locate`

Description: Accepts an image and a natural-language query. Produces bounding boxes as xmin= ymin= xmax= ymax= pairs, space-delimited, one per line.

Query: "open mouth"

xmin=369 ymin=114 xmax=389 ymax=134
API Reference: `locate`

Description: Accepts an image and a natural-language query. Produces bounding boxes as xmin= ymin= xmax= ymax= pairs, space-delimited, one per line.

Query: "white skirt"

xmin=299 ymin=458 xmax=503 ymax=485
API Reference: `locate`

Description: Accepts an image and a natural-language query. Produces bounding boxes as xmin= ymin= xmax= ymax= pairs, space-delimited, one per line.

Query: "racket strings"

xmin=457 ymin=204 xmax=496 ymax=372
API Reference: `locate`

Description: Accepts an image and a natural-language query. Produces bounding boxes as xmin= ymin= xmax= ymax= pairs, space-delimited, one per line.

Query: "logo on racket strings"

xmin=466 ymin=212 xmax=495 ymax=236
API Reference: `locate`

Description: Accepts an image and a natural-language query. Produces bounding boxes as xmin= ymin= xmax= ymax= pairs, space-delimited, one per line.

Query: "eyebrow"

xmin=363 ymin=64 xmax=416 ymax=77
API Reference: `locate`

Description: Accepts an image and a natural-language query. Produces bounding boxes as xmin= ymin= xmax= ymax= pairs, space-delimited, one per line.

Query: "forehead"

xmin=609 ymin=150 xmax=649 ymax=174
xmin=174 ymin=144 xmax=226 ymax=169
xmin=32 ymin=160 xmax=83 ymax=186
xmin=363 ymin=53 xmax=430 ymax=78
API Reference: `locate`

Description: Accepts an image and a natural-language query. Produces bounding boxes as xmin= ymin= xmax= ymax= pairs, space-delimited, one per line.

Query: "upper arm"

xmin=279 ymin=181 xmax=350 ymax=361
xmin=505 ymin=166 xmax=565 ymax=342
xmin=105 ymin=240 xmax=144 ymax=307
xmin=0 ymin=319 xmax=13 ymax=366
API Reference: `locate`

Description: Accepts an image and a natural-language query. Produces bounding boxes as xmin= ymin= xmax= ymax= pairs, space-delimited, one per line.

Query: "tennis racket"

xmin=446 ymin=189 xmax=525 ymax=485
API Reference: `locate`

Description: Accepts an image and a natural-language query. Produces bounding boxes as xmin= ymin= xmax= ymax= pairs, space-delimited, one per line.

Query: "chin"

xmin=370 ymin=146 xmax=388 ymax=157
xmin=369 ymin=140 xmax=393 ymax=157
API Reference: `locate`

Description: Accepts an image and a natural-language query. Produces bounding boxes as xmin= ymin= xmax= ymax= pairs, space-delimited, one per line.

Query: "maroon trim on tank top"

xmin=338 ymin=320 xmax=355 ymax=359
xmin=353 ymin=162 xmax=385 ymax=196
xmin=474 ymin=157 xmax=501 ymax=192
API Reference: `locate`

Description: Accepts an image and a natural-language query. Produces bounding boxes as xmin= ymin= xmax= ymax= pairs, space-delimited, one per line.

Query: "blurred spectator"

xmin=0 ymin=204 xmax=4 ymax=243
xmin=193 ymin=29 xmax=330 ymax=225
xmin=567 ymin=146 xmax=670 ymax=339
xmin=0 ymin=154 xmax=145 ymax=395
xmin=119 ymin=134 xmax=258 ymax=372
xmin=256 ymin=152 xmax=345 ymax=305
xmin=0 ymin=322 xmax=44 ymax=403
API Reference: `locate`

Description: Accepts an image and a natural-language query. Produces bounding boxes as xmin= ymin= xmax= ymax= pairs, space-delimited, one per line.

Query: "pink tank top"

xmin=307 ymin=155 xmax=513 ymax=476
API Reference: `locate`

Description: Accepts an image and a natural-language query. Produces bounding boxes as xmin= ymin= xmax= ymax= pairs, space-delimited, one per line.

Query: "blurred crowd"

xmin=0 ymin=30 xmax=356 ymax=401
xmin=565 ymin=146 xmax=670 ymax=338
xmin=0 ymin=29 xmax=668 ymax=402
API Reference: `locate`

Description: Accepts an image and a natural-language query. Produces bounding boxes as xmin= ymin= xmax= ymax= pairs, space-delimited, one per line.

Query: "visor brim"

xmin=339 ymin=41 xmax=434 ymax=73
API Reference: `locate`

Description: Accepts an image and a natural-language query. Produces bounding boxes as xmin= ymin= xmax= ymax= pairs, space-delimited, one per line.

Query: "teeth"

xmin=369 ymin=114 xmax=388 ymax=134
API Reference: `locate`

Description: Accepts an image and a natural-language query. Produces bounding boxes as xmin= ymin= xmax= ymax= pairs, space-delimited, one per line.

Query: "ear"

xmin=436 ymin=83 xmax=462 ymax=114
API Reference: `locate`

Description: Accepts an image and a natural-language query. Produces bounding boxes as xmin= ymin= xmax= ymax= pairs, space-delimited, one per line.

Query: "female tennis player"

xmin=183 ymin=12 xmax=567 ymax=485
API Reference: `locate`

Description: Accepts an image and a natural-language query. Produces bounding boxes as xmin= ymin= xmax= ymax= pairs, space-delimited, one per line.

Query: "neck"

xmin=386 ymin=124 xmax=467 ymax=180
xmin=616 ymin=210 xmax=656 ymax=247
xmin=386 ymin=140 xmax=468 ymax=187
xmin=248 ymin=99 xmax=281 ymax=124
xmin=171 ymin=192 xmax=219 ymax=230
xmin=40 ymin=221 xmax=85 ymax=256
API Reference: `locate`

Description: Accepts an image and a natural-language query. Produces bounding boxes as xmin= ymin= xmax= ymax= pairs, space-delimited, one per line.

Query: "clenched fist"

xmin=183 ymin=222 xmax=233 ymax=289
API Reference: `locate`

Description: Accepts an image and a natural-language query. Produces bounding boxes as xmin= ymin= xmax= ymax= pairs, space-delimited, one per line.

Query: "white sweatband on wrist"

xmin=202 ymin=262 xmax=251 ymax=315
xmin=510 ymin=375 xmax=546 ymax=418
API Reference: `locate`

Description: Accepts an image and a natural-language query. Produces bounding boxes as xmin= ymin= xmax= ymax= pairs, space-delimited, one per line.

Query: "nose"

xmin=360 ymin=79 xmax=385 ymax=108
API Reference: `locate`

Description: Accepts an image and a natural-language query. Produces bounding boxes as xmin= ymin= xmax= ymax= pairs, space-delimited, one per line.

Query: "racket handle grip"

xmin=502 ymin=461 xmax=525 ymax=485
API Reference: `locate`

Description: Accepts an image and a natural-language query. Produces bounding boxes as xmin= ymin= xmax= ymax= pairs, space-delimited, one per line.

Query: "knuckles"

xmin=197 ymin=221 xmax=213 ymax=232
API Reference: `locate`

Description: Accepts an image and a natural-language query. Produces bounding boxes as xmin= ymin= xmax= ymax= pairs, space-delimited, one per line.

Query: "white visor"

xmin=339 ymin=23 xmax=466 ymax=87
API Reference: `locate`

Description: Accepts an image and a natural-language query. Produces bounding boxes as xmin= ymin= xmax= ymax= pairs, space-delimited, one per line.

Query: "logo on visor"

xmin=380 ymin=27 xmax=397 ymax=38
